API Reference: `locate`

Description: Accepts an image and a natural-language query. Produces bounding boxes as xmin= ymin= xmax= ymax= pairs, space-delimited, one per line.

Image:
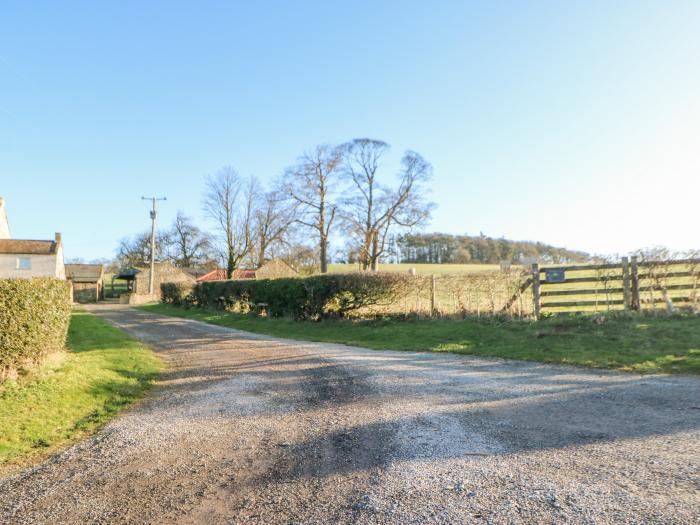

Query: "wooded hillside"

xmin=396 ymin=233 xmax=590 ymax=264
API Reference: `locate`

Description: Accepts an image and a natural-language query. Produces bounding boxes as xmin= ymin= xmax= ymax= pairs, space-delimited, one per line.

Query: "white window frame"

xmin=17 ymin=257 xmax=32 ymax=270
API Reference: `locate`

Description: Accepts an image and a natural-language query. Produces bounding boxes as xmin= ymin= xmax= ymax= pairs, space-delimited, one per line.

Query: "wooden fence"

xmin=531 ymin=257 xmax=700 ymax=318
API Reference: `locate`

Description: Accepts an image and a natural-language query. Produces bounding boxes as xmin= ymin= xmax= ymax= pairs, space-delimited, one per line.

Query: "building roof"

xmin=234 ymin=269 xmax=257 ymax=279
xmin=196 ymin=268 xmax=257 ymax=282
xmin=0 ymin=239 xmax=57 ymax=255
xmin=65 ymin=264 xmax=104 ymax=282
xmin=113 ymin=268 xmax=141 ymax=280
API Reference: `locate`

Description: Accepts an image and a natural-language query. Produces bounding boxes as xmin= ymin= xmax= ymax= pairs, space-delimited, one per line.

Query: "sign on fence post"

xmin=531 ymin=263 xmax=541 ymax=320
xmin=544 ymin=268 xmax=566 ymax=283
xmin=622 ymin=256 xmax=631 ymax=311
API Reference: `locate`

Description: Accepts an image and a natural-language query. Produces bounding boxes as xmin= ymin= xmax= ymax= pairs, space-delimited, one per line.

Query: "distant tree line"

xmin=394 ymin=233 xmax=591 ymax=265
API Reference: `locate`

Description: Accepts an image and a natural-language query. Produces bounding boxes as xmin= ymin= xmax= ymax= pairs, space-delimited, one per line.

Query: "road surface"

xmin=1 ymin=305 xmax=698 ymax=524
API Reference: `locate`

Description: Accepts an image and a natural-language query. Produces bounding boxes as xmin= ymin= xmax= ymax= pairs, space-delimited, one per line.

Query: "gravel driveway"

xmin=1 ymin=305 xmax=698 ymax=524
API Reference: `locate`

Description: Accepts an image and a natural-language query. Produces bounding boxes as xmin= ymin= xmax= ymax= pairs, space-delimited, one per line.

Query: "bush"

xmin=160 ymin=282 xmax=195 ymax=307
xmin=0 ymin=278 xmax=71 ymax=379
xmin=189 ymin=273 xmax=413 ymax=320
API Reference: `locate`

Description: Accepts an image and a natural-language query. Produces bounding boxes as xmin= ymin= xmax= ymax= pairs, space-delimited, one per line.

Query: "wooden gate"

xmin=530 ymin=257 xmax=700 ymax=318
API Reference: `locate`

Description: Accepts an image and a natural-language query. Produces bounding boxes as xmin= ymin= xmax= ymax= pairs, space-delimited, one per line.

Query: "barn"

xmin=65 ymin=264 xmax=104 ymax=303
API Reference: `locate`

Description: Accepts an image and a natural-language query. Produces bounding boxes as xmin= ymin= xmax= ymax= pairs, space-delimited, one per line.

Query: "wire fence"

xmin=357 ymin=268 xmax=534 ymax=318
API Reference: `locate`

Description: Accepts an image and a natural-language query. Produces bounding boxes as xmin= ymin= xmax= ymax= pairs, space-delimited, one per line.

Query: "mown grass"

xmin=0 ymin=310 xmax=161 ymax=469
xmin=142 ymin=304 xmax=700 ymax=375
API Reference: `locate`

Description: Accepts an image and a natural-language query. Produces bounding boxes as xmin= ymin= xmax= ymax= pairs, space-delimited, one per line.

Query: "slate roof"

xmin=65 ymin=264 xmax=104 ymax=282
xmin=113 ymin=268 xmax=141 ymax=280
xmin=0 ymin=239 xmax=57 ymax=255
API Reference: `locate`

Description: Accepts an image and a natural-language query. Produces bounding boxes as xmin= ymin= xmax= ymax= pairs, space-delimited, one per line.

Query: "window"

xmin=17 ymin=257 xmax=31 ymax=270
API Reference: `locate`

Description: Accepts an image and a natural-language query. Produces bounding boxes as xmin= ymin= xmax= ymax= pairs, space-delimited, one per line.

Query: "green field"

xmin=327 ymin=263 xmax=502 ymax=275
xmin=0 ymin=310 xmax=161 ymax=470
xmin=142 ymin=304 xmax=700 ymax=375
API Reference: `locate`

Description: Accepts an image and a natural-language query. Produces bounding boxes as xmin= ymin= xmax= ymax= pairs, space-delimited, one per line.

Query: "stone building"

xmin=65 ymin=264 xmax=104 ymax=303
xmin=0 ymin=197 xmax=66 ymax=280
xmin=114 ymin=261 xmax=195 ymax=304
xmin=254 ymin=258 xmax=299 ymax=279
xmin=196 ymin=258 xmax=299 ymax=282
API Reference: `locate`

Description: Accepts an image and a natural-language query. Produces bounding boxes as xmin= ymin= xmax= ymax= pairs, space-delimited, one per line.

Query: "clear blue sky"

xmin=1 ymin=1 xmax=698 ymax=261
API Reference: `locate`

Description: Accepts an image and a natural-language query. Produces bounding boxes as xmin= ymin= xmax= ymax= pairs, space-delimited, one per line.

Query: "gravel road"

xmin=1 ymin=305 xmax=699 ymax=524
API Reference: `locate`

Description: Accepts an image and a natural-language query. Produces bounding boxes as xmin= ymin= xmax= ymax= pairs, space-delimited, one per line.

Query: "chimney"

xmin=0 ymin=197 xmax=9 ymax=239
xmin=55 ymin=232 xmax=62 ymax=245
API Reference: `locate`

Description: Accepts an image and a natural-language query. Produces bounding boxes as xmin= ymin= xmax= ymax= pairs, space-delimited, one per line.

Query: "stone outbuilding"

xmin=196 ymin=258 xmax=299 ymax=282
xmin=65 ymin=264 xmax=104 ymax=303
xmin=114 ymin=261 xmax=195 ymax=304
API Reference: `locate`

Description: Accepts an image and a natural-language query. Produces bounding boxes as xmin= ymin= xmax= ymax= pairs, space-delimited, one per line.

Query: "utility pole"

xmin=142 ymin=196 xmax=167 ymax=295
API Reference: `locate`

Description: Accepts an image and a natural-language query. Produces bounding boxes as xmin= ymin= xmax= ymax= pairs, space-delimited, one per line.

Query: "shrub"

xmin=0 ymin=278 xmax=71 ymax=379
xmin=189 ymin=273 xmax=413 ymax=320
xmin=160 ymin=282 xmax=195 ymax=307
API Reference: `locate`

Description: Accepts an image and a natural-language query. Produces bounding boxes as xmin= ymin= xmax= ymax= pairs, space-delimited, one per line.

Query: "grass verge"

xmin=141 ymin=304 xmax=699 ymax=375
xmin=0 ymin=310 xmax=161 ymax=470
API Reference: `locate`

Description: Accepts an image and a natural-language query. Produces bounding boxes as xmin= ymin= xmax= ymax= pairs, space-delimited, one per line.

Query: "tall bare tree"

xmin=340 ymin=138 xmax=434 ymax=271
xmin=252 ymin=190 xmax=295 ymax=268
xmin=203 ymin=167 xmax=257 ymax=278
xmin=115 ymin=230 xmax=170 ymax=268
xmin=167 ymin=212 xmax=214 ymax=268
xmin=281 ymin=145 xmax=342 ymax=273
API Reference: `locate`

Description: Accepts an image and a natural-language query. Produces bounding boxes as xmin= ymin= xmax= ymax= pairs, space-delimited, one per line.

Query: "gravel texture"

xmin=1 ymin=305 xmax=698 ymax=524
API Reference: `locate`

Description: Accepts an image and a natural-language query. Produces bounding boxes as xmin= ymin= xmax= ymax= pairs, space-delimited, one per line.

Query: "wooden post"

xmin=430 ymin=274 xmax=436 ymax=316
xmin=630 ymin=256 xmax=640 ymax=311
xmin=622 ymin=256 xmax=631 ymax=311
xmin=531 ymin=263 xmax=541 ymax=320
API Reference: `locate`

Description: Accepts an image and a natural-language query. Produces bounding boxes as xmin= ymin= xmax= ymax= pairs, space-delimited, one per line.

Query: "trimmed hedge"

xmin=160 ymin=282 xmax=195 ymax=307
xmin=0 ymin=278 xmax=72 ymax=378
xmin=168 ymin=273 xmax=413 ymax=320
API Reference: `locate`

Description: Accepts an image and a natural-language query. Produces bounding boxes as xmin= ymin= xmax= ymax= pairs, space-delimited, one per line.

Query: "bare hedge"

xmin=0 ymin=278 xmax=72 ymax=379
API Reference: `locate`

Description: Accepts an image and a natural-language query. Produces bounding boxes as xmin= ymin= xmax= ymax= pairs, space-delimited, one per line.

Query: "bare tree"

xmin=115 ymin=230 xmax=170 ymax=268
xmin=252 ymin=189 xmax=295 ymax=268
xmin=340 ymin=138 xmax=434 ymax=271
xmin=203 ymin=167 xmax=257 ymax=278
xmin=280 ymin=243 xmax=319 ymax=276
xmin=168 ymin=212 xmax=214 ymax=268
xmin=281 ymin=145 xmax=342 ymax=273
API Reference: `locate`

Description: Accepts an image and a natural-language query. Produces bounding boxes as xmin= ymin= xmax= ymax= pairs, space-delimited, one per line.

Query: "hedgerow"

xmin=160 ymin=282 xmax=195 ymax=307
xmin=166 ymin=273 xmax=412 ymax=320
xmin=0 ymin=278 xmax=71 ymax=379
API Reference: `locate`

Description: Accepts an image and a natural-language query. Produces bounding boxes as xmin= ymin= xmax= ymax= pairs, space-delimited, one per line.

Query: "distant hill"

xmin=396 ymin=233 xmax=590 ymax=265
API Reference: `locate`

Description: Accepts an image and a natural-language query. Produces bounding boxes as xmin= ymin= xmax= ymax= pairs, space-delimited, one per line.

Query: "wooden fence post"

xmin=430 ymin=274 xmax=436 ymax=316
xmin=531 ymin=263 xmax=541 ymax=320
xmin=630 ymin=256 xmax=640 ymax=311
xmin=622 ymin=256 xmax=631 ymax=311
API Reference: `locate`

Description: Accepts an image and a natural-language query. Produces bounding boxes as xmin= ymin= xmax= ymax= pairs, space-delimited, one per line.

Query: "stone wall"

xmin=72 ymin=282 xmax=100 ymax=303
xmin=133 ymin=262 xmax=195 ymax=296
xmin=0 ymin=254 xmax=63 ymax=279
xmin=119 ymin=292 xmax=160 ymax=305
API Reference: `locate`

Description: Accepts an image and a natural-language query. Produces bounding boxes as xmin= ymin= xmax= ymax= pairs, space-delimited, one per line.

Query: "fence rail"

xmin=352 ymin=257 xmax=699 ymax=320
xmin=530 ymin=257 xmax=700 ymax=318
